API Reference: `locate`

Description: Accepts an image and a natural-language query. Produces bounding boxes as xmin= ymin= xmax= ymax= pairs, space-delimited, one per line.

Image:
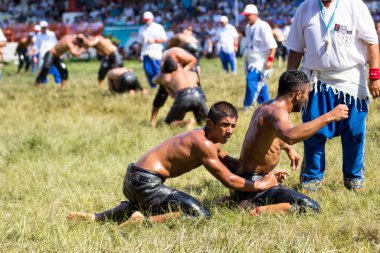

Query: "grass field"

xmin=0 ymin=58 xmax=379 ymax=252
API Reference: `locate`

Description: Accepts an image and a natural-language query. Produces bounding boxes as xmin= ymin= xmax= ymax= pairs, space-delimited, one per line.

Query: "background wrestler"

xmin=152 ymin=51 xmax=207 ymax=128
xmin=68 ymin=101 xmax=285 ymax=225
xmin=107 ymin=67 xmax=147 ymax=96
xmin=150 ymin=47 xmax=200 ymax=127
xmin=34 ymin=34 xmax=86 ymax=89
xmin=15 ymin=33 xmax=34 ymax=74
xmin=228 ymin=71 xmax=349 ymax=216
xmin=79 ymin=35 xmax=123 ymax=87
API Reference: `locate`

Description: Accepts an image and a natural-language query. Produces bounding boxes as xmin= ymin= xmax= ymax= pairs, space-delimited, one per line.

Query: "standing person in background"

xmin=137 ymin=11 xmax=167 ymax=88
xmin=241 ymin=4 xmax=277 ymax=110
xmin=272 ymin=24 xmax=286 ymax=67
xmin=32 ymin=21 xmax=57 ymax=70
xmin=0 ymin=28 xmax=7 ymax=79
xmin=15 ymin=33 xmax=34 ymax=74
xmin=215 ymin=16 xmax=239 ymax=74
xmin=286 ymin=0 xmax=379 ymax=192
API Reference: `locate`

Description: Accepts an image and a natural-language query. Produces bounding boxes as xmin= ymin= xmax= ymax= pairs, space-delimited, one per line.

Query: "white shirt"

xmin=216 ymin=23 xmax=239 ymax=53
xmin=33 ymin=30 xmax=57 ymax=57
xmin=244 ymin=18 xmax=277 ymax=71
xmin=0 ymin=28 xmax=6 ymax=42
xmin=137 ymin=22 xmax=167 ymax=60
xmin=285 ymin=0 xmax=378 ymax=72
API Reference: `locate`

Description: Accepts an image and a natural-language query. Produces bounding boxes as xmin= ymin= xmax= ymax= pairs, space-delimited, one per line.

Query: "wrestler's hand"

xmin=369 ymin=79 xmax=380 ymax=99
xmin=328 ymin=104 xmax=349 ymax=122
xmin=255 ymin=173 xmax=278 ymax=191
xmin=286 ymin=146 xmax=301 ymax=170
xmin=269 ymin=169 xmax=290 ymax=183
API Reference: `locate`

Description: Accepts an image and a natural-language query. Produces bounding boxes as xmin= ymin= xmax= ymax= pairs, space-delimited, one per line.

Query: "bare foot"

xmin=119 ymin=211 xmax=145 ymax=227
xmin=141 ymin=89 xmax=148 ymax=95
xmin=129 ymin=90 xmax=136 ymax=96
xmin=187 ymin=118 xmax=196 ymax=131
xmin=150 ymin=120 xmax=157 ymax=128
xmin=67 ymin=212 xmax=96 ymax=222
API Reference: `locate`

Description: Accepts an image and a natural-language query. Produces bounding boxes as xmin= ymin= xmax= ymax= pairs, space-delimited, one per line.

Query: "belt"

xmin=177 ymin=86 xmax=201 ymax=94
xmin=127 ymin=164 xmax=165 ymax=183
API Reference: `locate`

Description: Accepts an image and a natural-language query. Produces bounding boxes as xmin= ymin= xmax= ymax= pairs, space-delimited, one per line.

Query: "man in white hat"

xmin=215 ymin=16 xmax=239 ymax=74
xmin=0 ymin=28 xmax=7 ymax=79
xmin=137 ymin=11 xmax=167 ymax=88
xmin=241 ymin=4 xmax=277 ymax=110
xmin=32 ymin=21 xmax=57 ymax=69
xmin=286 ymin=0 xmax=379 ymax=192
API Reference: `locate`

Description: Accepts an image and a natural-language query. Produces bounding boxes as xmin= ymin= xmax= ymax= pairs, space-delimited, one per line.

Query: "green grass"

xmin=0 ymin=59 xmax=379 ymax=252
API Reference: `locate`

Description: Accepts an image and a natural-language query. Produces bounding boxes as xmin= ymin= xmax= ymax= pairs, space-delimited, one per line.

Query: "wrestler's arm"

xmin=367 ymin=43 xmax=380 ymax=99
xmin=79 ymin=35 xmax=99 ymax=48
xmin=216 ymin=145 xmax=239 ymax=172
xmin=282 ymin=143 xmax=301 ymax=170
xmin=286 ymin=50 xmax=303 ymax=70
xmin=178 ymin=50 xmax=197 ymax=71
xmin=270 ymin=106 xmax=349 ymax=145
xmin=68 ymin=44 xmax=85 ymax=57
xmin=195 ymin=138 xmax=278 ymax=192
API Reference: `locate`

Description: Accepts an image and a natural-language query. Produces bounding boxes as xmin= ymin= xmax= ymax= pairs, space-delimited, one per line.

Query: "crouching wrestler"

xmin=67 ymin=101 xmax=284 ymax=225
xmin=151 ymin=48 xmax=207 ymax=128
xmin=107 ymin=67 xmax=147 ymax=96
xmin=225 ymin=71 xmax=349 ymax=216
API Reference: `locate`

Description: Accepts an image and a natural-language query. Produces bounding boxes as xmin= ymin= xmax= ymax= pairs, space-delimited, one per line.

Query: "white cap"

xmin=220 ymin=16 xmax=229 ymax=23
xmin=40 ymin=20 xmax=48 ymax=27
xmin=34 ymin=24 xmax=41 ymax=32
xmin=241 ymin=4 xmax=258 ymax=15
xmin=143 ymin=11 xmax=154 ymax=21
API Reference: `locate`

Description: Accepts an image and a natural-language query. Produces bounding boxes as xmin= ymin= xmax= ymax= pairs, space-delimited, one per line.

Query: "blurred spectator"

xmin=215 ymin=16 xmax=239 ymax=74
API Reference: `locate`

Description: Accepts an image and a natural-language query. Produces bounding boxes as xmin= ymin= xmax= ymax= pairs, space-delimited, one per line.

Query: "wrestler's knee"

xmin=296 ymin=197 xmax=321 ymax=213
xmin=165 ymin=191 xmax=211 ymax=219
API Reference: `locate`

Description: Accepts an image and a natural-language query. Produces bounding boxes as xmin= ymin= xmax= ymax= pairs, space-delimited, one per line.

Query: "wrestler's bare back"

xmin=92 ymin=36 xmax=117 ymax=56
xmin=238 ymin=100 xmax=288 ymax=175
xmin=135 ymin=129 xmax=215 ymax=178
xmin=51 ymin=35 xmax=78 ymax=57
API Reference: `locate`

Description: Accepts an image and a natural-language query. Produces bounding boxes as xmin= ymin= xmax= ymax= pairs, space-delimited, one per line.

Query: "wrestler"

xmin=151 ymin=48 xmax=207 ymax=128
xmin=78 ymin=35 xmax=123 ymax=87
xmin=107 ymin=67 xmax=147 ymax=96
xmin=15 ymin=33 xmax=34 ymax=74
xmin=229 ymin=71 xmax=349 ymax=216
xmin=34 ymin=34 xmax=86 ymax=89
xmin=150 ymin=47 xmax=201 ymax=127
xmin=68 ymin=101 xmax=284 ymax=225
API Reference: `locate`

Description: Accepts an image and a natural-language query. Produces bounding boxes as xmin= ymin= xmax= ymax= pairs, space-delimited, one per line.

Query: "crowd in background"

xmin=1 ymin=0 xmax=379 ymax=39
xmin=0 ymin=0 xmax=379 ymax=60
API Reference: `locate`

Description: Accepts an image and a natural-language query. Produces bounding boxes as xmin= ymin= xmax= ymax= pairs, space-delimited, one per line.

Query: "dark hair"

xmin=207 ymin=101 xmax=238 ymax=123
xmin=277 ymin=70 xmax=309 ymax=97
xmin=162 ymin=57 xmax=178 ymax=73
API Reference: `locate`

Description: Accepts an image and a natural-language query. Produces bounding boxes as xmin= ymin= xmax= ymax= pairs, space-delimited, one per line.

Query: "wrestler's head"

xmin=277 ymin=70 xmax=310 ymax=112
xmin=206 ymin=101 xmax=238 ymax=144
xmin=162 ymin=57 xmax=178 ymax=73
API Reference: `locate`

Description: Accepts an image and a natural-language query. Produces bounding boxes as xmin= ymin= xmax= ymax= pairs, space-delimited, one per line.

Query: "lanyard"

xmin=318 ymin=0 xmax=340 ymax=31
xmin=249 ymin=25 xmax=255 ymax=50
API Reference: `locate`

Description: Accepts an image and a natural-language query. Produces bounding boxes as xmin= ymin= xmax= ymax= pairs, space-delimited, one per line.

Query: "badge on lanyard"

xmin=319 ymin=0 xmax=340 ymax=50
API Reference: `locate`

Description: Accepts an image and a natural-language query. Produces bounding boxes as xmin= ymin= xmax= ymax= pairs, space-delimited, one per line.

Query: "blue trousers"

xmin=301 ymin=82 xmax=368 ymax=183
xmin=218 ymin=51 xmax=236 ymax=73
xmin=244 ymin=68 xmax=269 ymax=107
xmin=41 ymin=65 xmax=62 ymax=84
xmin=143 ymin=55 xmax=160 ymax=88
